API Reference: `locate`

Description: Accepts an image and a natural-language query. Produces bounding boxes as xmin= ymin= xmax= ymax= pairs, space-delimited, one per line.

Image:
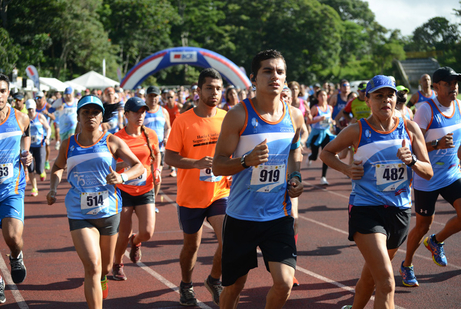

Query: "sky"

xmin=366 ymin=0 xmax=460 ymax=36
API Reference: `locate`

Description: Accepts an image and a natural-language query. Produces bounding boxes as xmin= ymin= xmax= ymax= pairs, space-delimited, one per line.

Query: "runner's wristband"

xmin=241 ymin=154 xmax=250 ymax=169
xmin=289 ymin=171 xmax=302 ymax=183
xmin=120 ymin=173 xmax=128 ymax=184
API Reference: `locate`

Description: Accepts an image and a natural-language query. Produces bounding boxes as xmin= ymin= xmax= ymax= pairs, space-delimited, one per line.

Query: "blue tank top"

xmin=350 ymin=117 xmax=413 ymax=209
xmin=36 ymin=103 xmax=50 ymax=124
xmin=58 ymin=99 xmax=78 ymax=135
xmin=0 ymin=107 xmax=26 ymax=200
xmin=311 ymin=105 xmax=332 ymax=130
xmin=227 ymin=98 xmax=295 ymax=222
xmin=65 ymin=132 xmax=121 ymax=219
xmin=30 ymin=114 xmax=45 ymax=147
xmin=414 ymin=99 xmax=461 ymax=191
xmin=417 ymin=90 xmax=436 ymax=103
xmin=332 ymin=93 xmax=347 ymax=120
xmin=144 ymin=107 xmax=166 ymax=150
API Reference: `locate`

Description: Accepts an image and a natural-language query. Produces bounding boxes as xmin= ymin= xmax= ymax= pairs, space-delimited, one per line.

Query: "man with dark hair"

xmin=0 ymin=73 xmax=33 ymax=303
xmin=165 ymin=68 xmax=229 ymax=306
xmin=329 ymin=79 xmax=351 ymax=133
xmin=213 ymin=50 xmax=304 ymax=308
xmin=400 ymin=66 xmax=461 ymax=287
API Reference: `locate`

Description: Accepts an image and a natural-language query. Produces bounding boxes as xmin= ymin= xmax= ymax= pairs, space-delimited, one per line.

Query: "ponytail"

xmin=141 ymin=125 xmax=156 ymax=163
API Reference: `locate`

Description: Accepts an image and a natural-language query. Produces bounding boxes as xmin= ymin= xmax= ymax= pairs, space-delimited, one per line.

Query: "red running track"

xmin=1 ymin=144 xmax=460 ymax=308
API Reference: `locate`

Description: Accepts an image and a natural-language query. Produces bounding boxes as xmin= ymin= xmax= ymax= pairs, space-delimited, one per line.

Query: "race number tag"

xmin=31 ymin=135 xmax=38 ymax=144
xmin=250 ymin=164 xmax=286 ymax=193
xmin=80 ymin=191 xmax=109 ymax=215
xmin=0 ymin=163 xmax=13 ymax=184
xmin=124 ymin=168 xmax=147 ymax=186
xmin=376 ymin=163 xmax=408 ymax=192
xmin=200 ymin=168 xmax=222 ymax=182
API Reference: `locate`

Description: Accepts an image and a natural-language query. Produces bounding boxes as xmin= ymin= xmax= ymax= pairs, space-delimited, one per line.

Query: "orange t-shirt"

xmin=166 ymin=108 xmax=230 ymax=208
xmin=115 ymin=127 xmax=159 ymax=196
xmin=165 ymin=103 xmax=180 ymax=125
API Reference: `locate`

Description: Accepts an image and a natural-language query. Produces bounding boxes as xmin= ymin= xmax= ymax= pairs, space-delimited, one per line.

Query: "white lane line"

xmin=0 ymin=256 xmax=28 ymax=308
xmin=124 ymin=251 xmax=212 ymax=309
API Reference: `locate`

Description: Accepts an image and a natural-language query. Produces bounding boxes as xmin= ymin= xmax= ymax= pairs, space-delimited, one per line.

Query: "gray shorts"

xmin=68 ymin=213 xmax=120 ymax=236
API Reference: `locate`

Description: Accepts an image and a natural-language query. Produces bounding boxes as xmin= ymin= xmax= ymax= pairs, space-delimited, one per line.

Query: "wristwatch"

xmin=240 ymin=154 xmax=250 ymax=169
xmin=407 ymin=154 xmax=417 ymax=167
xmin=431 ymin=139 xmax=439 ymax=149
xmin=120 ymin=173 xmax=128 ymax=183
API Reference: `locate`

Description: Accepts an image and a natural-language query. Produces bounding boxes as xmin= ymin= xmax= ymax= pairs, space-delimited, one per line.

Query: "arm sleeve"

xmin=413 ymin=102 xmax=432 ymax=131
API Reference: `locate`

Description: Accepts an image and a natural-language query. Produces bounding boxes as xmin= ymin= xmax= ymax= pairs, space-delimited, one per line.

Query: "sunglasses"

xmin=342 ymin=83 xmax=350 ymax=87
xmin=167 ymin=96 xmax=174 ymax=99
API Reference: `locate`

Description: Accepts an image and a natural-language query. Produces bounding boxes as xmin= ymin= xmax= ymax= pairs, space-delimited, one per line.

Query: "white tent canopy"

xmin=69 ymin=71 xmax=119 ymax=90
xmin=39 ymin=77 xmax=69 ymax=92
xmin=64 ymin=80 xmax=86 ymax=92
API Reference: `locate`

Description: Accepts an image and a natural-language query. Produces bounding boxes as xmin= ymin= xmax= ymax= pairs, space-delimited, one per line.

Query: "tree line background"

xmin=1 ymin=0 xmax=460 ymax=87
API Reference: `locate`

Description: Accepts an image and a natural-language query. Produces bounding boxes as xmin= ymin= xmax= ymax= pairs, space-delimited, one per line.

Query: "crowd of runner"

xmin=0 ymin=49 xmax=460 ymax=309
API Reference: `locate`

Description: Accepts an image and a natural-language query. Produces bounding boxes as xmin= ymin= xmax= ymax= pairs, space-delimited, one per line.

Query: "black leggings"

xmin=308 ymin=134 xmax=331 ymax=177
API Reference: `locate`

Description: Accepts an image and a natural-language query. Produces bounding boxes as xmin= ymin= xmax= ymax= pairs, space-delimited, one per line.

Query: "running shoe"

xmin=0 ymin=276 xmax=5 ymax=303
xmin=44 ymin=161 xmax=50 ymax=170
xmin=293 ymin=276 xmax=300 ymax=287
xmin=10 ymin=251 xmax=27 ymax=284
xmin=112 ymin=263 xmax=127 ymax=281
xmin=399 ymin=261 xmax=419 ymax=287
xmin=155 ymin=207 xmax=159 ymax=213
xmin=320 ymin=177 xmax=329 ymax=185
xmin=129 ymin=234 xmax=142 ymax=263
xmin=55 ymin=140 xmax=60 ymax=150
xmin=40 ymin=172 xmax=46 ymax=181
xmin=31 ymin=188 xmax=38 ymax=197
xmin=341 ymin=306 xmax=352 ymax=309
xmin=179 ymin=284 xmax=197 ymax=306
xmin=306 ymin=159 xmax=312 ymax=167
xmin=204 ymin=277 xmax=223 ymax=306
xmin=101 ymin=275 xmax=108 ymax=299
xmin=424 ymin=234 xmax=447 ymax=266
xmin=170 ymin=168 xmax=177 ymax=177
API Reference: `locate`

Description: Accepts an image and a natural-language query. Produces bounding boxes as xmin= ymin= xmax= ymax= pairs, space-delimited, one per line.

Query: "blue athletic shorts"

xmin=0 ymin=195 xmax=25 ymax=228
xmin=177 ymin=198 xmax=227 ymax=234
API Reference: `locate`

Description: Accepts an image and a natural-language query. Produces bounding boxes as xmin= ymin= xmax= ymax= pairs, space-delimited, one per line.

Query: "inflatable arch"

xmin=121 ymin=47 xmax=251 ymax=90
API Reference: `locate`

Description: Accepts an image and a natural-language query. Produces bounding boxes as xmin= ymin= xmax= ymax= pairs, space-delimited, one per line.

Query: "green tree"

xmin=412 ymin=17 xmax=459 ymax=52
xmin=0 ymin=27 xmax=19 ymax=74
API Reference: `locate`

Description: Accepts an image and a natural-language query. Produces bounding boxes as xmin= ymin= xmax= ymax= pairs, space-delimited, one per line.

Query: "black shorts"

xmin=120 ymin=189 xmax=155 ymax=207
xmin=68 ymin=213 xmax=120 ymax=236
xmin=178 ymin=198 xmax=227 ymax=234
xmin=414 ymin=178 xmax=461 ymax=217
xmin=348 ymin=205 xmax=411 ymax=250
xmin=159 ymin=151 xmax=165 ymax=166
xmin=221 ymin=215 xmax=296 ymax=287
xmin=27 ymin=146 xmax=46 ymax=174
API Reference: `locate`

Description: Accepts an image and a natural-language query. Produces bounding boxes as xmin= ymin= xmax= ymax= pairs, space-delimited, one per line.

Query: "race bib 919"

xmin=249 ymin=164 xmax=286 ymax=193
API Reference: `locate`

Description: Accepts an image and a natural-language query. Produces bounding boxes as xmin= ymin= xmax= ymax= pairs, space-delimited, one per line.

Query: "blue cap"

xmin=124 ymin=97 xmax=148 ymax=112
xmin=64 ymin=86 xmax=73 ymax=95
xmin=77 ymin=95 xmax=104 ymax=114
xmin=365 ymin=75 xmax=397 ymax=96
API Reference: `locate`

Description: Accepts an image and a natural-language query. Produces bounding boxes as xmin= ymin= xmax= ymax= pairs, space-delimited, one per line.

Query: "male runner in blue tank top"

xmin=213 ymin=50 xmax=304 ymax=309
xmin=408 ymin=73 xmax=437 ymax=112
xmin=400 ymin=67 xmax=461 ymax=287
xmin=0 ymin=74 xmax=34 ymax=303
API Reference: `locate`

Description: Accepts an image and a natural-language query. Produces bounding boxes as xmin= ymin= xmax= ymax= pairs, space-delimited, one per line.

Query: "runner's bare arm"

xmin=164 ymin=150 xmax=213 ymax=170
xmin=287 ymin=107 xmax=304 ymax=198
xmin=409 ymin=92 xmax=419 ymax=106
xmin=47 ymin=138 xmax=70 ymax=205
xmin=107 ymin=134 xmax=143 ymax=184
xmin=320 ymin=123 xmax=364 ymax=180
xmin=163 ymin=107 xmax=171 ymax=143
xmin=213 ymin=104 xmax=253 ymax=176
xmin=40 ymin=114 xmax=52 ymax=142
xmin=398 ymin=120 xmax=433 ymax=180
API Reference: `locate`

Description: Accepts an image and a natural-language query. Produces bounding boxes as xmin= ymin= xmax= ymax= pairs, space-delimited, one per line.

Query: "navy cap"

xmin=358 ymin=82 xmax=367 ymax=91
xmin=146 ymin=86 xmax=160 ymax=95
xmin=366 ymin=75 xmax=397 ymax=96
xmin=77 ymin=95 xmax=104 ymax=113
xmin=13 ymin=92 xmax=24 ymax=100
xmin=433 ymin=66 xmax=461 ymax=83
xmin=124 ymin=97 xmax=148 ymax=112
